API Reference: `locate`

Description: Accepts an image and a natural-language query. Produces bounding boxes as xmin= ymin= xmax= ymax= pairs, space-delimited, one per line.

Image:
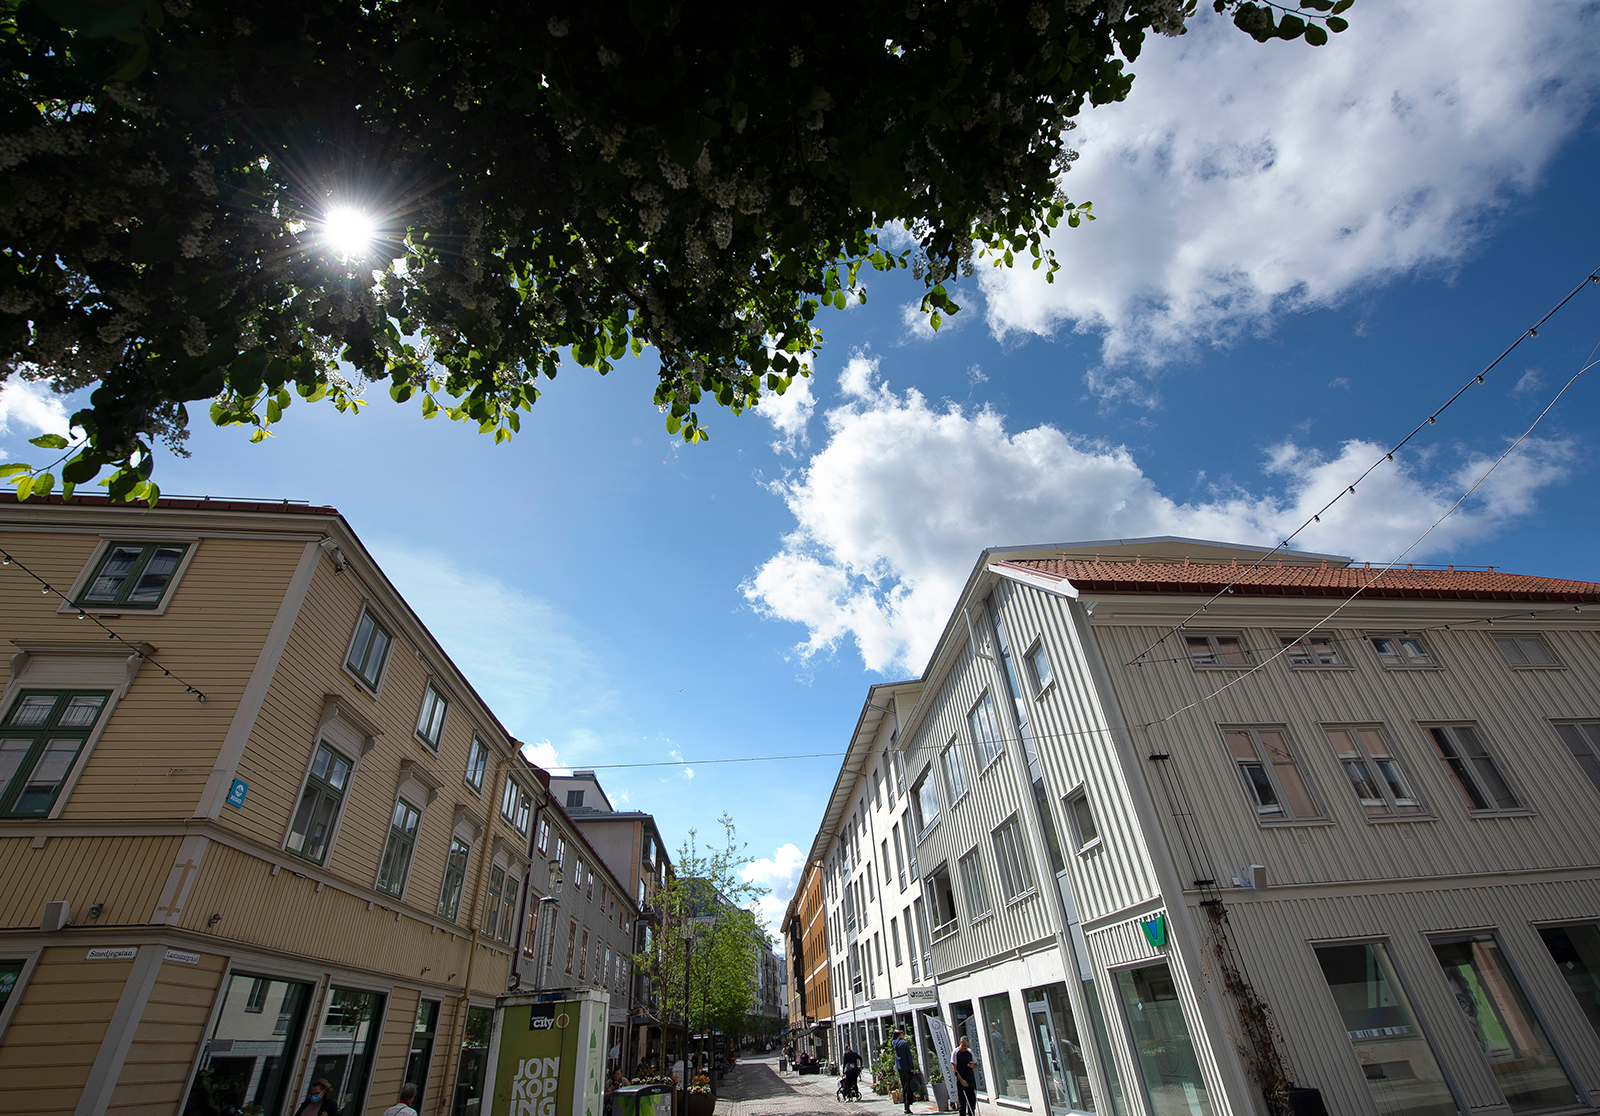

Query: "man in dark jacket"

xmin=892 ymin=1029 xmax=917 ymax=1114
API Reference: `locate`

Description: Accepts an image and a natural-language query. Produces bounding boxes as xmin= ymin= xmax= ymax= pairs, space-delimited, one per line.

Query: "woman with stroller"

xmin=837 ymin=1046 xmax=863 ymax=1101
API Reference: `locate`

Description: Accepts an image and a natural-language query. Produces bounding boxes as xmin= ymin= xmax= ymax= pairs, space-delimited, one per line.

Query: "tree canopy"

xmin=0 ymin=0 xmax=1349 ymax=502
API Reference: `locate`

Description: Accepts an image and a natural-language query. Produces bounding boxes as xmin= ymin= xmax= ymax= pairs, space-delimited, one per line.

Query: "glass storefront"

xmin=1432 ymin=934 xmax=1577 ymax=1113
xmin=1539 ymin=924 xmax=1600 ymax=1043
xmin=311 ymin=987 xmax=386 ymax=1114
xmin=452 ymin=1005 xmax=495 ymax=1116
xmin=406 ymin=1000 xmax=441 ymax=1112
xmin=184 ymin=973 xmax=312 ymax=1116
xmin=1080 ymin=979 xmax=1127 ymax=1116
xmin=979 ymin=992 xmax=1029 ymax=1103
xmin=950 ymin=1001 xmax=988 ymax=1093
xmin=1113 ymin=963 xmax=1213 ymax=1116
xmin=1314 ymin=942 xmax=1456 ymax=1116
xmin=1026 ymin=984 xmax=1095 ymax=1114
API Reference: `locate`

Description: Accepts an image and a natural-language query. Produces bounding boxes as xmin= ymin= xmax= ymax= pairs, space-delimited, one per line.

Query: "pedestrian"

xmin=892 ymin=1029 xmax=917 ymax=1115
xmin=293 ymin=1080 xmax=339 ymax=1116
xmin=604 ymin=1067 xmax=626 ymax=1116
xmin=951 ymin=1036 xmax=977 ymax=1116
xmin=380 ymin=1083 xmax=419 ymax=1116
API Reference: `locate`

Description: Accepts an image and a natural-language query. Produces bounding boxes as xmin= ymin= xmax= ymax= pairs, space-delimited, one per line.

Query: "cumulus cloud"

xmin=744 ymin=365 xmax=1572 ymax=674
xmin=741 ymin=842 xmax=806 ymax=930
xmin=755 ymin=370 xmax=817 ymax=455
xmin=0 ymin=381 xmax=71 ymax=439
xmin=980 ymin=3 xmax=1600 ymax=376
xmin=522 ymin=739 xmax=566 ymax=773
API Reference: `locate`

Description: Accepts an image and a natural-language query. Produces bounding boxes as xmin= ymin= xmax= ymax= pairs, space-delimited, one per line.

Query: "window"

xmin=437 ymin=837 xmax=470 ymax=920
xmin=1553 ymin=723 xmax=1600 ymax=795
xmin=1538 ymin=924 xmax=1600 ymax=1044
xmin=377 ymin=798 xmax=422 ymax=896
xmin=345 ymin=609 xmax=393 ymax=690
xmin=979 ymin=993 xmax=1030 ymax=1103
xmin=872 ymin=768 xmax=882 ymax=808
xmin=881 ymin=841 xmax=891 ymax=884
xmin=415 ymin=685 xmax=448 ymax=750
xmin=1315 ymin=942 xmax=1455 ymax=1116
xmin=578 ymin=929 xmax=589 ymax=980
xmin=495 ymin=870 xmax=518 ymax=944
xmin=484 ymin=867 xmax=505 ymax=939
xmin=76 ymin=542 xmax=189 ymax=609
xmin=575 ymin=860 xmax=584 ymax=892
xmin=501 ymin=778 xmax=531 ymax=833
xmin=464 ymin=737 xmax=488 ymax=792
xmin=891 ymin=917 xmax=903 ymax=965
xmin=968 ymin=693 xmax=1003 ymax=768
xmin=1115 ymin=965 xmax=1214 ymax=1116
xmin=1432 ymin=933 xmax=1577 ymax=1113
xmin=245 ymin=978 xmax=270 ymax=1013
xmin=567 ymin=789 xmax=585 ymax=808
xmin=875 ymin=933 xmax=884 ymax=974
xmin=892 ymin=823 xmax=906 ymax=889
xmin=1223 ymin=727 xmax=1321 ymax=821
xmin=1325 ymin=726 xmax=1424 ymax=817
xmin=565 ymin=920 xmax=577 ymax=973
xmin=957 ymin=847 xmax=992 ymax=918
xmin=555 ymin=836 xmax=566 ymax=866
xmin=1027 ymin=642 xmax=1053 ymax=694
xmin=911 ymin=768 xmax=940 ymax=836
xmin=0 ymin=690 xmax=108 ymax=817
xmin=991 ymin=817 xmax=1034 ymax=901
xmin=1280 ymin=631 xmax=1345 ymax=667
xmin=885 ymin=750 xmax=896 ymax=808
xmin=286 ymin=742 xmax=352 ymax=864
xmin=1428 ymin=725 xmax=1520 ymax=812
xmin=1371 ymin=633 xmax=1436 ymax=668
xmin=536 ymin=817 xmax=550 ymax=855
xmin=1495 ymin=635 xmax=1560 ymax=668
xmin=941 ymin=739 xmax=970 ymax=803
xmin=1185 ymin=633 xmax=1251 ymax=667
xmin=1066 ymin=790 xmax=1099 ymax=848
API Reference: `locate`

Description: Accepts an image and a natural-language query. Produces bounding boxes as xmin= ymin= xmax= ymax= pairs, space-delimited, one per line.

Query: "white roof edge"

xmin=985 ymin=536 xmax=1352 ymax=565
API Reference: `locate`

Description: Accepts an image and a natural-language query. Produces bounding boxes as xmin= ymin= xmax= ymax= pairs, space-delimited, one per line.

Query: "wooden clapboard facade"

xmin=0 ymin=494 xmax=635 ymax=1116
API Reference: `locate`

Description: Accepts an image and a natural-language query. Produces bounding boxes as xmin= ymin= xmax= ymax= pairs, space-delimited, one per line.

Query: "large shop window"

xmin=1025 ymin=984 xmax=1095 ymax=1114
xmin=0 ymin=690 xmax=108 ymax=817
xmin=452 ymin=1006 xmax=494 ymax=1116
xmin=950 ymin=1002 xmax=989 ymax=1093
xmin=184 ymin=973 xmax=313 ymax=1116
xmin=407 ymin=1000 xmax=441 ymax=1113
xmin=1431 ymin=933 xmax=1578 ymax=1113
xmin=979 ymin=993 xmax=1029 ymax=1103
xmin=311 ymin=988 xmax=387 ymax=1114
xmin=1313 ymin=941 xmax=1456 ymax=1116
xmin=1113 ymin=964 xmax=1214 ymax=1116
xmin=1539 ymin=924 xmax=1600 ymax=1044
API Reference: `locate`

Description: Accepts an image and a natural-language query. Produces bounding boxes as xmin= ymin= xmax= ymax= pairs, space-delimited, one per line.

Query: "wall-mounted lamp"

xmin=447 ymin=972 xmax=457 ymax=982
xmin=331 ymin=548 xmax=348 ymax=573
xmin=207 ymin=912 xmax=223 ymax=927
xmin=421 ymin=966 xmax=432 ymax=975
xmin=88 ymin=903 xmax=104 ymax=919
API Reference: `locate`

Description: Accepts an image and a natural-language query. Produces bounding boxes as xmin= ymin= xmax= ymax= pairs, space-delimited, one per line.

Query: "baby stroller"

xmin=836 ymin=1063 xmax=862 ymax=1102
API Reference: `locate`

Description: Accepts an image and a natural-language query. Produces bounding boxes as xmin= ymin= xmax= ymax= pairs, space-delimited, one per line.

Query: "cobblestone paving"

xmin=720 ymin=1053 xmax=944 ymax=1116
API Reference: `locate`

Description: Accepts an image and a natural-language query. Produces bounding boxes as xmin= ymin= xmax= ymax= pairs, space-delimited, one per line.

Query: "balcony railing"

xmin=931 ymin=918 xmax=959 ymax=943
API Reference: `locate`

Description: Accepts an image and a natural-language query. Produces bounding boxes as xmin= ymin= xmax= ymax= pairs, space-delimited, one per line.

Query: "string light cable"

xmin=1138 ymin=342 xmax=1600 ymax=732
xmin=0 ymin=546 xmax=208 ymax=702
xmin=1125 ymin=263 xmax=1600 ymax=668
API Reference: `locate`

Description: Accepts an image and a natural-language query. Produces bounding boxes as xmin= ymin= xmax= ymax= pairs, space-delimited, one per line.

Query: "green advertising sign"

xmin=491 ymin=995 xmax=606 ymax=1116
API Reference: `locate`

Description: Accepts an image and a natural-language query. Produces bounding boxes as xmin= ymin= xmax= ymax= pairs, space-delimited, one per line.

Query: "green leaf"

xmin=32 ymin=473 xmax=54 ymax=496
xmin=14 ymin=476 xmax=35 ymax=500
xmin=265 ymin=398 xmax=283 ymax=424
xmin=0 ymin=464 xmax=32 ymax=478
xmin=29 ymin=434 xmax=70 ymax=450
xmin=420 ymin=394 xmax=439 ymax=418
xmin=1304 ymin=22 xmax=1328 ymax=44
xmin=929 ymin=311 xmax=941 ymax=331
xmin=1331 ymin=0 xmax=1353 ymax=11
xmin=249 ymin=429 xmax=266 ymax=443
xmin=33 ymin=0 xmax=145 ymax=36
xmin=1326 ymin=15 xmax=1348 ymax=31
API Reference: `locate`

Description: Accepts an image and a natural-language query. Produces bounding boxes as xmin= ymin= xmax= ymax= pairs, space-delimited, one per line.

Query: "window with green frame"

xmin=465 ymin=738 xmax=488 ymax=792
xmin=438 ymin=837 xmax=470 ymax=920
xmin=346 ymin=610 xmax=393 ymax=690
xmin=376 ymin=798 xmax=421 ymax=897
xmin=0 ymin=691 xmax=108 ymax=816
xmin=76 ymin=543 xmax=189 ymax=609
xmin=285 ymin=743 xmax=352 ymax=864
xmin=484 ymin=866 xmax=506 ymax=938
xmin=415 ymin=685 xmax=448 ymax=750
xmin=498 ymin=874 xmax=518 ymax=945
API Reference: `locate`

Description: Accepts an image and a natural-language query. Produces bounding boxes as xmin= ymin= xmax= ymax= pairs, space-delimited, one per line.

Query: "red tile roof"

xmin=0 ymin=492 xmax=338 ymax=516
xmin=1000 ymin=557 xmax=1600 ymax=603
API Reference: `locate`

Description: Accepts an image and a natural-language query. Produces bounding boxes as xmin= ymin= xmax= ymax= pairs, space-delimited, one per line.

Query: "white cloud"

xmin=741 ymin=842 xmax=805 ymax=930
xmin=522 ymin=739 xmax=565 ymax=773
xmin=899 ymin=286 xmax=974 ymax=343
xmin=754 ymin=371 xmax=816 ymax=455
xmin=980 ymin=3 xmax=1600 ymax=377
xmin=666 ymin=746 xmax=694 ymax=781
xmin=744 ymin=373 xmax=1572 ymax=674
xmin=0 ymin=381 xmax=71 ymax=439
xmin=1512 ymin=369 xmax=1544 ymax=397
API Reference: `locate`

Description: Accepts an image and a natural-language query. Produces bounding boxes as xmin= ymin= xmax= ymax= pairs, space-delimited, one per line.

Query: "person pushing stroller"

xmin=837 ymin=1046 xmax=863 ymax=1101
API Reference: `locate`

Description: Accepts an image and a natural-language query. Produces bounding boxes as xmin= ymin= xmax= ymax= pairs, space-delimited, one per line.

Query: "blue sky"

xmin=4 ymin=2 xmax=1599 ymax=927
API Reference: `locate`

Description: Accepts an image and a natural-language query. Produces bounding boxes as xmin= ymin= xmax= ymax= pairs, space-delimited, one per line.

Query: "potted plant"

xmin=873 ymin=1042 xmax=898 ymax=1098
xmin=928 ymin=1069 xmax=949 ymax=1112
xmin=687 ymin=1074 xmax=715 ymax=1116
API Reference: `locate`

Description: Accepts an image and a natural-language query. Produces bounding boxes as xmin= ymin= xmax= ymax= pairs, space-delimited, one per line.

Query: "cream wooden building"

xmin=0 ymin=494 xmax=633 ymax=1116
xmin=840 ymin=536 xmax=1600 ymax=1116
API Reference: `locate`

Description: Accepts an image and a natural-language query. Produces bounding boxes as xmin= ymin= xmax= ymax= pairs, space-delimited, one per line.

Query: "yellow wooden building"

xmin=0 ymin=493 xmax=610 ymax=1116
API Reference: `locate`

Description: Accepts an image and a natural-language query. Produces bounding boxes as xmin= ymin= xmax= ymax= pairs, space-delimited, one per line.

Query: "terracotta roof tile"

xmin=1000 ymin=557 xmax=1600 ymax=603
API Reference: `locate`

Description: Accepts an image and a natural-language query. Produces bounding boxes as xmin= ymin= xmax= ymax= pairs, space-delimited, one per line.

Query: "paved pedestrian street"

xmin=718 ymin=1053 xmax=945 ymax=1116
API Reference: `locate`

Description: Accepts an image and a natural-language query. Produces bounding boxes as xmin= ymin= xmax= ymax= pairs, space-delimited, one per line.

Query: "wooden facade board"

xmin=0 ymin=835 xmax=179 ymax=930
xmin=0 ymin=945 xmax=128 ymax=1114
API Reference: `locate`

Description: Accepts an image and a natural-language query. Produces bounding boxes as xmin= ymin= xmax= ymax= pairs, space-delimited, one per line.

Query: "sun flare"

xmin=322 ymin=207 xmax=378 ymax=260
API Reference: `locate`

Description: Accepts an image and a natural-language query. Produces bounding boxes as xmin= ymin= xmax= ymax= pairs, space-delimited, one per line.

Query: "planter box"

xmin=891 ymin=1090 xmax=903 ymax=1105
xmin=687 ymin=1093 xmax=716 ymax=1116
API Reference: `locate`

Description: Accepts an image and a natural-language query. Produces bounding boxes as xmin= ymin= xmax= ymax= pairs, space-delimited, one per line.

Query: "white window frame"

xmin=940 ymin=737 xmax=970 ymax=805
xmin=1065 ymin=787 xmax=1101 ymax=851
xmin=911 ymin=766 xmax=940 ymax=839
xmin=1425 ymin=723 xmax=1524 ymax=814
xmin=1493 ymin=633 xmax=1563 ymax=669
xmin=957 ymin=846 xmax=992 ymax=920
xmin=991 ymin=816 xmax=1034 ymax=903
xmin=1222 ymin=725 xmax=1325 ymax=823
xmin=968 ymin=692 xmax=1004 ymax=770
xmin=1185 ymin=631 xmax=1254 ymax=669
xmin=58 ymin=535 xmax=201 ymax=617
xmin=501 ymin=776 xmax=531 ymax=834
xmin=1279 ymin=631 xmax=1349 ymax=669
xmin=1368 ymin=632 xmax=1439 ymax=669
xmin=464 ymin=737 xmax=489 ymax=794
xmin=1552 ymin=722 xmax=1600 ymax=797
xmin=1025 ymin=640 xmax=1054 ymax=696
xmin=415 ymin=683 xmax=448 ymax=751
xmin=1323 ymin=724 xmax=1427 ymax=819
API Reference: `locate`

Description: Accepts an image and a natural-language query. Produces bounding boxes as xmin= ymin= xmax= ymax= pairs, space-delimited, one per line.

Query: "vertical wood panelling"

xmin=0 ymin=946 xmax=131 ymax=1116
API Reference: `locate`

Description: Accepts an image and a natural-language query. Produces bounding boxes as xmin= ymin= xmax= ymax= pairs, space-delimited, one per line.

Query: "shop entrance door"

xmin=1028 ymin=997 xmax=1070 ymax=1116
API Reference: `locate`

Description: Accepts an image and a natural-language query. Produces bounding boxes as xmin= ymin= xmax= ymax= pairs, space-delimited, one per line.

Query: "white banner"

xmin=925 ymin=1014 xmax=954 ymax=1099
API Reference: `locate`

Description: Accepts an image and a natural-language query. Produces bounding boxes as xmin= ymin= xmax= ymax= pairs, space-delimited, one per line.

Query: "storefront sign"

xmin=164 ymin=948 xmax=201 ymax=965
xmin=226 ymin=779 xmax=249 ymax=809
xmin=86 ymin=946 xmax=138 ymax=961
xmin=906 ymin=988 xmax=938 ymax=1005
xmin=1140 ymin=914 xmax=1168 ymax=949
xmin=490 ymin=992 xmax=606 ymax=1116
xmin=869 ymin=999 xmax=893 ymax=1013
